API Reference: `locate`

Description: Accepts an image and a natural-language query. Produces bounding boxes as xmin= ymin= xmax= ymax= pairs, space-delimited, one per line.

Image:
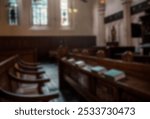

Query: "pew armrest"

xmin=17 ymin=62 xmax=42 ymax=71
xmin=18 ymin=58 xmax=41 ymax=67
xmin=14 ymin=66 xmax=45 ymax=76
xmin=9 ymin=70 xmax=50 ymax=84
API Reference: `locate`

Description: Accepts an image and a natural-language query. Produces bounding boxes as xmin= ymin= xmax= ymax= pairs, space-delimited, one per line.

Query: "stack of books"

xmin=61 ymin=57 xmax=67 ymax=61
xmin=67 ymin=58 xmax=75 ymax=64
xmin=91 ymin=66 xmax=107 ymax=75
xmin=104 ymin=69 xmax=126 ymax=81
xmin=82 ymin=65 xmax=92 ymax=72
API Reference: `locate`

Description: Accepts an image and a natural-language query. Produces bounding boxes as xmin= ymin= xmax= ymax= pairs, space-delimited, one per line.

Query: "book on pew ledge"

xmin=104 ymin=69 xmax=126 ymax=81
xmin=82 ymin=65 xmax=92 ymax=72
xmin=91 ymin=66 xmax=107 ymax=74
xmin=67 ymin=58 xmax=75 ymax=64
xmin=75 ymin=60 xmax=86 ymax=68
xmin=61 ymin=57 xmax=67 ymax=61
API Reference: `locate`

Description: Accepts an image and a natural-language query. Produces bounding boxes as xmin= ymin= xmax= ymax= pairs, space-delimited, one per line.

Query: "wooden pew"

xmin=0 ymin=55 xmax=59 ymax=102
xmin=49 ymin=46 xmax=68 ymax=61
xmin=79 ymin=47 xmax=135 ymax=58
xmin=11 ymin=55 xmax=45 ymax=79
xmin=96 ymin=50 xmax=106 ymax=58
xmin=72 ymin=47 xmax=150 ymax=64
xmin=121 ymin=51 xmax=134 ymax=62
xmin=59 ymin=53 xmax=150 ymax=101
xmin=16 ymin=61 xmax=42 ymax=71
xmin=14 ymin=63 xmax=45 ymax=79
xmin=18 ymin=57 xmax=41 ymax=67
xmin=115 ymin=52 xmax=150 ymax=64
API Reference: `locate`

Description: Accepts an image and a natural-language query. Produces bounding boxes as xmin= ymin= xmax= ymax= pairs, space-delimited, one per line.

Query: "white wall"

xmin=132 ymin=0 xmax=146 ymax=5
xmin=105 ymin=0 xmax=146 ymax=17
xmin=105 ymin=0 xmax=122 ymax=17
xmin=0 ymin=0 xmax=94 ymax=36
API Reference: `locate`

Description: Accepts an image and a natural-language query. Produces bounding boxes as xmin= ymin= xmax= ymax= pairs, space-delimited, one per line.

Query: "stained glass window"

xmin=60 ymin=0 xmax=69 ymax=27
xmin=8 ymin=0 xmax=18 ymax=25
xmin=32 ymin=0 xmax=48 ymax=25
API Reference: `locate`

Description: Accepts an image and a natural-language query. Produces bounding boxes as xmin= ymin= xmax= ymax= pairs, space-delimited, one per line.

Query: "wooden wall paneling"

xmin=0 ymin=36 xmax=96 ymax=60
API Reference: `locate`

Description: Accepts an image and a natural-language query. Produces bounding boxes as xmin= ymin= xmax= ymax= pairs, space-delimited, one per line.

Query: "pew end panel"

xmin=0 ymin=55 xmax=59 ymax=102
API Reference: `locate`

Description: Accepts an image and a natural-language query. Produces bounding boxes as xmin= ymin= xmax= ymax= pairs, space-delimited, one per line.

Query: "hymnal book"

xmin=82 ymin=65 xmax=91 ymax=72
xmin=104 ymin=69 xmax=126 ymax=81
xmin=61 ymin=57 xmax=67 ymax=61
xmin=75 ymin=60 xmax=86 ymax=68
xmin=67 ymin=58 xmax=75 ymax=64
xmin=91 ymin=66 xmax=106 ymax=74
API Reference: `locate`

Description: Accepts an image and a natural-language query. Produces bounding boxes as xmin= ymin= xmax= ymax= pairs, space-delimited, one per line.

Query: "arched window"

xmin=8 ymin=0 xmax=19 ymax=25
xmin=32 ymin=0 xmax=48 ymax=25
xmin=60 ymin=0 xmax=69 ymax=27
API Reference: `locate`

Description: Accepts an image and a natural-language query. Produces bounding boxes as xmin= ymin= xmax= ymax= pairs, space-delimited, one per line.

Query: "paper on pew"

xmin=75 ymin=60 xmax=86 ymax=68
xmin=82 ymin=65 xmax=92 ymax=72
xmin=67 ymin=58 xmax=75 ymax=64
xmin=61 ymin=57 xmax=67 ymax=61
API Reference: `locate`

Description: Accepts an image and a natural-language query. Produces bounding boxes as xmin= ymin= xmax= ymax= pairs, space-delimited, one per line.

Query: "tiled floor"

xmin=42 ymin=62 xmax=83 ymax=102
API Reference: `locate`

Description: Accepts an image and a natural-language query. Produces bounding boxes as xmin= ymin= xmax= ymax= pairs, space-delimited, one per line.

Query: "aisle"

xmin=42 ymin=63 xmax=83 ymax=102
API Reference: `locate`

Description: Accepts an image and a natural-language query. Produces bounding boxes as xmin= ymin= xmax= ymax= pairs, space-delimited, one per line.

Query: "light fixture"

xmin=73 ymin=8 xmax=78 ymax=13
xmin=69 ymin=8 xmax=72 ymax=13
xmin=99 ymin=0 xmax=106 ymax=13
xmin=68 ymin=0 xmax=78 ymax=14
xmin=69 ymin=8 xmax=78 ymax=13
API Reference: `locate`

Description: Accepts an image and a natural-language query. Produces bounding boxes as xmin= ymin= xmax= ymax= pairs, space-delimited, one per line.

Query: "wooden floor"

xmin=42 ymin=62 xmax=85 ymax=102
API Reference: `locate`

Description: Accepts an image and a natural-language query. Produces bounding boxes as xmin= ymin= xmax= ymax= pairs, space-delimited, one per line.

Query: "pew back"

xmin=69 ymin=54 xmax=150 ymax=81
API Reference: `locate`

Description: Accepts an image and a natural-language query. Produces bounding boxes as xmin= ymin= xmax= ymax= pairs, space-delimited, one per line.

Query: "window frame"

xmin=31 ymin=0 xmax=49 ymax=26
xmin=60 ymin=0 xmax=70 ymax=27
xmin=8 ymin=0 xmax=19 ymax=26
xmin=59 ymin=0 xmax=77 ymax=30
